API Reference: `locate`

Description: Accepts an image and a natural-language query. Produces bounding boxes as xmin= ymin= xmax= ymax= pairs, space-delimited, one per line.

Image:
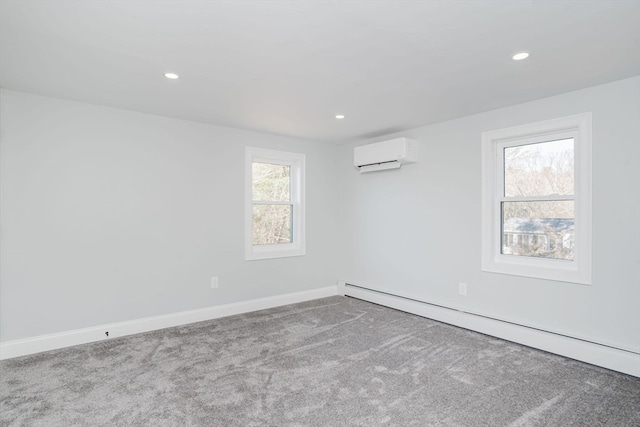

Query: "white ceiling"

xmin=1 ymin=1 xmax=639 ymax=144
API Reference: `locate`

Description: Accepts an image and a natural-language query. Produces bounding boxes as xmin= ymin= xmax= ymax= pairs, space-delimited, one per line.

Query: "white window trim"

xmin=245 ymin=147 xmax=305 ymax=261
xmin=481 ymin=113 xmax=592 ymax=284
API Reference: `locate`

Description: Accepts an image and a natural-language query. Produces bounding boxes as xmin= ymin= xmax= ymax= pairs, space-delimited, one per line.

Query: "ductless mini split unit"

xmin=353 ymin=137 xmax=418 ymax=173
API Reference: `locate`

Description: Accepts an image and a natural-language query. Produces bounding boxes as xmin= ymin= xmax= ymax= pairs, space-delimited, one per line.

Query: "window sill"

xmin=482 ymin=254 xmax=591 ymax=285
xmin=245 ymin=244 xmax=305 ymax=261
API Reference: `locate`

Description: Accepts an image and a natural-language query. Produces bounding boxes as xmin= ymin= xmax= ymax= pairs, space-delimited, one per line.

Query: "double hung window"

xmin=245 ymin=147 xmax=305 ymax=260
xmin=481 ymin=113 xmax=592 ymax=284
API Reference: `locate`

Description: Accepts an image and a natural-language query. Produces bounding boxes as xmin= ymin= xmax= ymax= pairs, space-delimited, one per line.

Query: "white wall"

xmin=3 ymin=76 xmax=639 ymax=358
xmin=339 ymin=76 xmax=640 ymax=354
xmin=0 ymin=89 xmax=341 ymax=342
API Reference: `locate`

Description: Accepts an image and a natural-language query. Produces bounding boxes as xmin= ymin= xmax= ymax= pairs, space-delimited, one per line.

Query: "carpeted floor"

xmin=1 ymin=296 xmax=639 ymax=426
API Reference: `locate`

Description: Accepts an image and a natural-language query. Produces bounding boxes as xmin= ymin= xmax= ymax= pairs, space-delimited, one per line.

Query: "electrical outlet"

xmin=211 ymin=276 xmax=219 ymax=289
xmin=459 ymin=282 xmax=467 ymax=296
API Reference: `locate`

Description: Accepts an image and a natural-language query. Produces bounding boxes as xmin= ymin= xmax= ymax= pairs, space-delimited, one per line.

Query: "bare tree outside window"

xmin=251 ymin=163 xmax=292 ymax=244
xmin=502 ymin=139 xmax=575 ymax=260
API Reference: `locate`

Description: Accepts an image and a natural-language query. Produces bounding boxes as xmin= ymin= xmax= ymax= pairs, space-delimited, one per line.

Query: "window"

xmin=245 ymin=147 xmax=305 ymax=260
xmin=481 ymin=113 xmax=592 ymax=284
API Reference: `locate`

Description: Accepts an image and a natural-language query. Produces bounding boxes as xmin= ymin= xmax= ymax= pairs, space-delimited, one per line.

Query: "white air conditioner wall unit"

xmin=354 ymin=137 xmax=418 ymax=173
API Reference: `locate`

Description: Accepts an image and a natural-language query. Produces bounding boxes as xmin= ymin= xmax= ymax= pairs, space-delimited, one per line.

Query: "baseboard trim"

xmin=0 ymin=286 xmax=338 ymax=360
xmin=344 ymin=283 xmax=640 ymax=377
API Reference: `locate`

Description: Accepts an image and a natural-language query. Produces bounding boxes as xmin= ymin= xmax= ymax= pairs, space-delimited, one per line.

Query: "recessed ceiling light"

xmin=512 ymin=52 xmax=530 ymax=61
xmin=164 ymin=73 xmax=179 ymax=79
xmin=335 ymin=115 xmax=345 ymax=119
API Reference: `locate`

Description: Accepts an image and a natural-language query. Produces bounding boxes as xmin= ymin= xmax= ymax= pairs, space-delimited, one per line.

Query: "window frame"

xmin=481 ymin=113 xmax=592 ymax=284
xmin=245 ymin=147 xmax=305 ymax=261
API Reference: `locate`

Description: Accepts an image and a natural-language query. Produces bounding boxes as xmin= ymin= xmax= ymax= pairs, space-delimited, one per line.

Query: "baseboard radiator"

xmin=342 ymin=282 xmax=640 ymax=378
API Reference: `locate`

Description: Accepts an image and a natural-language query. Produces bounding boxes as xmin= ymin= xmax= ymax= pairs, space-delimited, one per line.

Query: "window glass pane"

xmin=504 ymin=138 xmax=574 ymax=197
xmin=502 ymin=201 xmax=574 ymax=260
xmin=252 ymin=204 xmax=292 ymax=245
xmin=252 ymin=163 xmax=290 ymax=202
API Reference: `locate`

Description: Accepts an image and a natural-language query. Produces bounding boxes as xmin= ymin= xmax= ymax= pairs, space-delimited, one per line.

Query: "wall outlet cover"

xmin=459 ymin=282 xmax=467 ymax=296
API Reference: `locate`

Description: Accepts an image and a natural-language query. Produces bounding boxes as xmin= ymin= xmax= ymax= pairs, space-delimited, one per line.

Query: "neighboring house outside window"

xmin=502 ymin=218 xmax=573 ymax=258
xmin=481 ymin=113 xmax=592 ymax=284
xmin=245 ymin=147 xmax=305 ymax=260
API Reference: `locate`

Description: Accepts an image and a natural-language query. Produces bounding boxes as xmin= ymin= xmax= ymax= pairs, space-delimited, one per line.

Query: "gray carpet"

xmin=1 ymin=296 xmax=639 ymax=426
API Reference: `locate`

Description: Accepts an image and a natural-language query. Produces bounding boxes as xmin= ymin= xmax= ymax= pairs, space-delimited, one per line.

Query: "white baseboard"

xmin=0 ymin=286 xmax=338 ymax=360
xmin=344 ymin=283 xmax=640 ymax=378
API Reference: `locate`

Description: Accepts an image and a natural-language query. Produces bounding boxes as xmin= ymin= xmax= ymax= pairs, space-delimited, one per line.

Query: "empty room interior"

xmin=1 ymin=1 xmax=639 ymax=426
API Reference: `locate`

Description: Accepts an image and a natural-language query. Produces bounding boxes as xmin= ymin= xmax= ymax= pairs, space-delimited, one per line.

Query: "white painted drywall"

xmin=3 ymin=77 xmax=639 ymax=355
xmin=0 ymin=89 xmax=341 ymax=341
xmin=339 ymin=76 xmax=640 ymax=353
